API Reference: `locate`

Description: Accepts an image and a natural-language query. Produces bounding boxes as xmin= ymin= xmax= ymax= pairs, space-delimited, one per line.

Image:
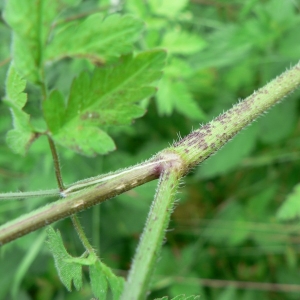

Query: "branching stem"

xmin=121 ymin=152 xmax=184 ymax=299
xmin=0 ymin=61 xmax=299 ymax=248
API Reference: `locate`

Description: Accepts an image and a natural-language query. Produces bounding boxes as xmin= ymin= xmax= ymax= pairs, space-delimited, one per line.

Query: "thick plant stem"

xmin=0 ymin=61 xmax=299 ymax=245
xmin=0 ymin=158 xmax=165 ymax=245
xmin=120 ymin=153 xmax=184 ymax=300
xmin=172 ymin=61 xmax=300 ymax=168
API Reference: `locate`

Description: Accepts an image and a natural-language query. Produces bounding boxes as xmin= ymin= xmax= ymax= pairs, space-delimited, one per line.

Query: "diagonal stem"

xmin=71 ymin=214 xmax=95 ymax=254
xmin=47 ymin=136 xmax=95 ymax=254
xmin=0 ymin=61 xmax=299 ymax=246
xmin=121 ymin=152 xmax=184 ymax=300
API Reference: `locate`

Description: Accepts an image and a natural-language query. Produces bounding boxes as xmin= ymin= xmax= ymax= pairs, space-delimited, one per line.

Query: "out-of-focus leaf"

xmin=156 ymin=78 xmax=205 ymax=120
xmin=160 ymin=29 xmax=207 ymax=55
xmin=43 ymin=50 xmax=166 ymax=156
xmin=277 ymin=184 xmax=300 ymax=221
xmin=189 ymin=25 xmax=252 ymax=70
xmin=218 ymin=287 xmax=237 ymax=300
xmin=196 ymin=122 xmax=259 ymax=179
xmin=203 ymin=201 xmax=248 ymax=246
xmin=148 ymin=0 xmax=188 ymax=18
xmin=169 ymin=275 xmax=201 ymax=298
xmin=258 ymin=98 xmax=297 ymax=144
xmin=46 ymin=14 xmax=144 ymax=63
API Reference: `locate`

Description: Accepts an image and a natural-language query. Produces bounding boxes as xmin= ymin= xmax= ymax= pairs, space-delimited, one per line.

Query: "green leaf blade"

xmin=4 ymin=64 xmax=35 ymax=155
xmin=277 ymin=184 xmax=300 ymax=221
xmin=89 ymin=259 xmax=125 ymax=300
xmin=3 ymin=0 xmax=58 ymax=82
xmin=46 ymin=14 xmax=144 ymax=63
xmin=43 ymin=50 xmax=166 ymax=156
xmin=55 ymin=125 xmax=116 ymax=156
xmin=46 ymin=227 xmax=83 ymax=292
xmin=89 ymin=261 xmax=108 ymax=300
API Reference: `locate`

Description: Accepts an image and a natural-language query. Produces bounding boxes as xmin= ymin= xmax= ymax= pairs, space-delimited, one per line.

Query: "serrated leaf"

xmin=43 ymin=50 xmax=166 ymax=156
xmin=160 ymin=29 xmax=207 ymax=55
xmin=173 ymin=82 xmax=205 ymax=120
xmin=277 ymin=184 xmax=300 ymax=220
xmin=3 ymin=0 xmax=58 ymax=82
xmin=46 ymin=13 xmax=144 ymax=63
xmin=156 ymin=78 xmax=205 ymax=120
xmin=46 ymin=227 xmax=82 ymax=291
xmin=89 ymin=259 xmax=124 ymax=300
xmin=3 ymin=64 xmax=35 ymax=155
xmin=102 ymin=262 xmax=125 ymax=300
xmin=89 ymin=261 xmax=109 ymax=300
xmin=149 ymin=0 xmax=188 ymax=18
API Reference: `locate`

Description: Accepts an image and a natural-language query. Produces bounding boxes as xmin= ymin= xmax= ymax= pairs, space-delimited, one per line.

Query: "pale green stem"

xmin=71 ymin=215 xmax=95 ymax=254
xmin=0 ymin=189 xmax=60 ymax=201
xmin=120 ymin=153 xmax=184 ymax=300
xmin=0 ymin=157 xmax=166 ymax=245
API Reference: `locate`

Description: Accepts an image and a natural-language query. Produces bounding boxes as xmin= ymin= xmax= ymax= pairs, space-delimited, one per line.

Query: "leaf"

xmin=258 ymin=99 xmax=297 ymax=144
xmin=103 ymin=263 xmax=125 ymax=300
xmin=89 ymin=259 xmax=124 ymax=300
xmin=203 ymin=200 xmax=248 ymax=246
xmin=46 ymin=14 xmax=144 ymax=63
xmin=3 ymin=0 xmax=58 ymax=82
xmin=149 ymin=0 xmax=188 ymax=18
xmin=3 ymin=64 xmax=35 ymax=155
xmin=46 ymin=227 xmax=83 ymax=291
xmin=170 ymin=278 xmax=202 ymax=299
xmin=156 ymin=78 xmax=205 ymax=120
xmin=160 ymin=29 xmax=207 ymax=55
xmin=43 ymin=50 xmax=166 ymax=156
xmin=89 ymin=261 xmax=109 ymax=300
xmin=277 ymin=184 xmax=300 ymax=221
xmin=196 ymin=122 xmax=259 ymax=179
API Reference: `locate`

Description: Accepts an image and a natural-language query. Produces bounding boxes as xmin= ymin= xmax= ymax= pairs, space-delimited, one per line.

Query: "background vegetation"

xmin=0 ymin=0 xmax=300 ymax=299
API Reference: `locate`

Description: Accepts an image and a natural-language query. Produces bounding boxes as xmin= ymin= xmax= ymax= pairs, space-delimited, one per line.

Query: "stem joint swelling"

xmin=154 ymin=150 xmax=187 ymax=178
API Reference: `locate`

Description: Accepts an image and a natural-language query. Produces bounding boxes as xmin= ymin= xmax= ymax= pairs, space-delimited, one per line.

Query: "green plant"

xmin=1 ymin=1 xmax=300 ymax=300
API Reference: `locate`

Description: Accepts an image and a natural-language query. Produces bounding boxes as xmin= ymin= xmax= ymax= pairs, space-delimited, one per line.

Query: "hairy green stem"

xmin=0 ymin=189 xmax=60 ymax=201
xmin=0 ymin=61 xmax=299 ymax=246
xmin=47 ymin=136 xmax=65 ymax=192
xmin=71 ymin=215 xmax=94 ymax=253
xmin=172 ymin=61 xmax=300 ymax=166
xmin=120 ymin=152 xmax=184 ymax=300
xmin=0 ymin=158 xmax=165 ymax=245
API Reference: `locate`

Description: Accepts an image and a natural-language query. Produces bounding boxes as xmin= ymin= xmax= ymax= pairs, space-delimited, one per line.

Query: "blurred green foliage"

xmin=0 ymin=0 xmax=300 ymax=299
